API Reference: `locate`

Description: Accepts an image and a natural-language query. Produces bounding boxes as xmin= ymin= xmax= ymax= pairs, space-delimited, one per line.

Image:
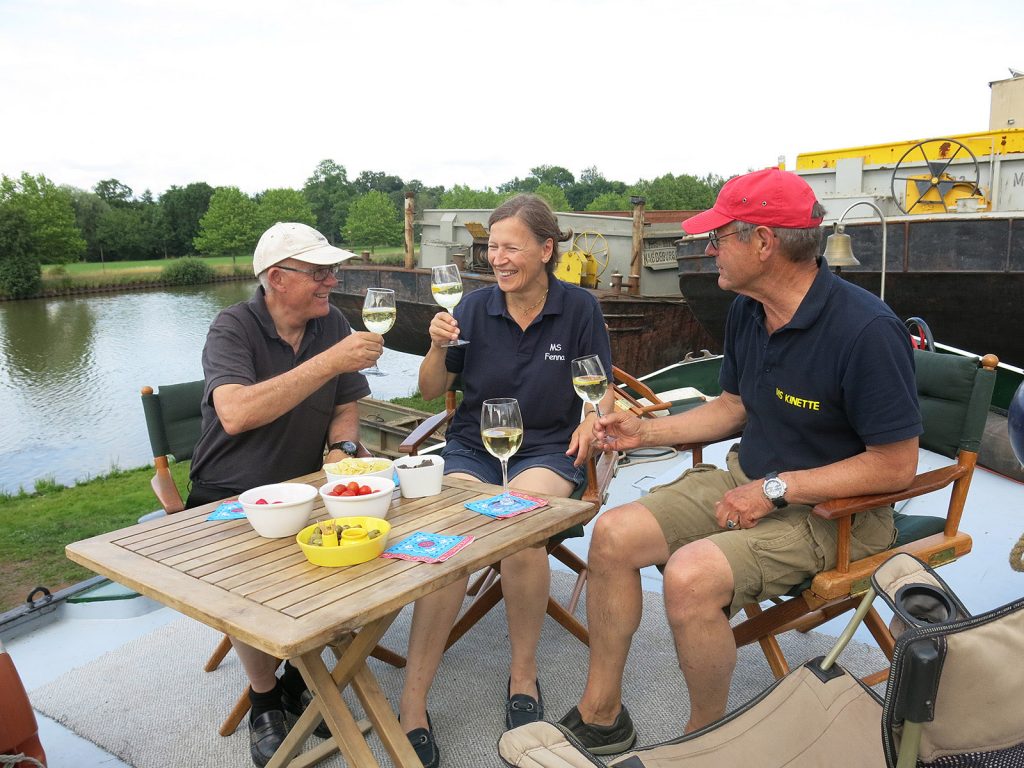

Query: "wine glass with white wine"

xmin=430 ymin=263 xmax=470 ymax=347
xmin=361 ymin=288 xmax=396 ymax=376
xmin=480 ymin=397 xmax=523 ymax=507
xmin=571 ymin=354 xmax=609 ymax=421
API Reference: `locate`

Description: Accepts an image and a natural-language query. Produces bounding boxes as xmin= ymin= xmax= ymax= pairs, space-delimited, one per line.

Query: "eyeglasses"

xmin=274 ymin=264 xmax=342 ymax=283
xmin=708 ymin=229 xmax=741 ymax=250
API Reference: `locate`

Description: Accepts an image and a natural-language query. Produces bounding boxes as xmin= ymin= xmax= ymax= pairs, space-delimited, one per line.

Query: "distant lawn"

xmin=41 ymin=246 xmax=409 ymax=282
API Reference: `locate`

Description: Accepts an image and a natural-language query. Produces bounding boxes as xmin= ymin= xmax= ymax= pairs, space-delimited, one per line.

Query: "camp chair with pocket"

xmin=140 ymin=382 xmax=405 ymax=736
xmin=730 ymin=349 xmax=998 ymax=684
xmin=498 ymin=551 xmax=1024 ymax=768
xmin=399 ymin=382 xmax=619 ymax=648
xmin=623 ymin=349 xmax=998 ymax=684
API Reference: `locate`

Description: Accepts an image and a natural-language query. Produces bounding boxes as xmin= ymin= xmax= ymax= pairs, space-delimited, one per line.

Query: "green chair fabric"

xmin=141 ymin=380 xmax=205 ymax=462
xmin=915 ymin=348 xmax=994 ymax=458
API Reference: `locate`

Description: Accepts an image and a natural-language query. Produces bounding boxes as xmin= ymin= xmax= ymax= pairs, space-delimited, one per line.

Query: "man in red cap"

xmin=557 ymin=168 xmax=922 ymax=753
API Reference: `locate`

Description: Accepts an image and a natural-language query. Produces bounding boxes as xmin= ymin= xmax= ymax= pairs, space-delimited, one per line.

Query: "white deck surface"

xmin=7 ymin=440 xmax=1024 ymax=766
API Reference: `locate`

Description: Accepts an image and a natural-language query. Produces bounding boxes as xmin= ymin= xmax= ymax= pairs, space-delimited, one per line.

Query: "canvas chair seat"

xmin=499 ymin=553 xmax=1024 ymax=768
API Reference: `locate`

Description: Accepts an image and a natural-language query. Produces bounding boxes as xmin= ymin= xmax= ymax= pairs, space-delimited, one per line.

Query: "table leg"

xmin=268 ymin=609 xmax=420 ymax=768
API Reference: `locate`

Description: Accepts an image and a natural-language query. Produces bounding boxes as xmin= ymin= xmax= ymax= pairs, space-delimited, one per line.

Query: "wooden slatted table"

xmin=66 ymin=474 xmax=594 ymax=768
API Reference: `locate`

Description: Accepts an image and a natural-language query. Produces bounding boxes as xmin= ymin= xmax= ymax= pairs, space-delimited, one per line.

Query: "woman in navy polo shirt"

xmin=397 ymin=194 xmax=615 ymax=767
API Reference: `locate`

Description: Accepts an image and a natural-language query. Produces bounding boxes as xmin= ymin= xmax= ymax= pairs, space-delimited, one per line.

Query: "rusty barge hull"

xmin=330 ymin=265 xmax=714 ymax=377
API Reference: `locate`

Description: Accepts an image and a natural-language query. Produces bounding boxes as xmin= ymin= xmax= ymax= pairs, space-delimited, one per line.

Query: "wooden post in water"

xmin=404 ymin=191 xmax=416 ymax=269
xmin=630 ymin=196 xmax=646 ymax=291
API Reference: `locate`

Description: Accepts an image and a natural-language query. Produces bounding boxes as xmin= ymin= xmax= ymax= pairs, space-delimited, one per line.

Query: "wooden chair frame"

xmin=398 ymin=388 xmax=619 ymax=647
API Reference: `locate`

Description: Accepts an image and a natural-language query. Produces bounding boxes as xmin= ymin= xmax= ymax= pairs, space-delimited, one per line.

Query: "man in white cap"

xmin=187 ymin=222 xmax=385 ymax=766
xmin=557 ymin=168 xmax=922 ymax=753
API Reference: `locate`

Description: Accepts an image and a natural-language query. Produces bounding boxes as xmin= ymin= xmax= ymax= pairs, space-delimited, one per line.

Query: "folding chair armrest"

xmin=612 ymin=365 xmax=672 ymax=416
xmin=811 ymin=464 xmax=968 ymax=521
xmin=582 ymin=450 xmax=618 ymax=507
xmin=399 ymin=409 xmax=455 ymax=455
xmin=151 ymin=456 xmax=185 ymax=514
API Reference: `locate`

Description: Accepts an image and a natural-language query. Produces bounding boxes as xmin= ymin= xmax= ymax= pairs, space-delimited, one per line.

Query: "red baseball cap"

xmin=681 ymin=168 xmax=823 ymax=234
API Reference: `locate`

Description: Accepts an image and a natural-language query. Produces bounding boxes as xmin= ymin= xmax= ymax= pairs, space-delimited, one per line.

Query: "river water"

xmin=0 ymin=282 xmax=424 ymax=495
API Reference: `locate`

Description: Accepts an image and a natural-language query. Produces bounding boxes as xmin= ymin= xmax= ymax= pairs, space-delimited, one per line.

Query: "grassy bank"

xmin=0 ymin=389 xmax=445 ymax=614
xmin=1 ymin=247 xmax=408 ymax=299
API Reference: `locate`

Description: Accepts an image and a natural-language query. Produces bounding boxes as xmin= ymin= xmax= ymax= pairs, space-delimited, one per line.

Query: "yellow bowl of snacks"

xmin=323 ymin=456 xmax=394 ymax=484
xmin=296 ymin=516 xmax=391 ymax=567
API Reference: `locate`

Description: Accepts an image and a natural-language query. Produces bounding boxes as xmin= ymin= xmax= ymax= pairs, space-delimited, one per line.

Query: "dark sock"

xmin=279 ymin=660 xmax=309 ymax=700
xmin=249 ymin=681 xmax=284 ymax=722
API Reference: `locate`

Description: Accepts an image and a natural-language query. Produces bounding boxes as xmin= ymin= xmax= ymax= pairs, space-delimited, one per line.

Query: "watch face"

xmin=764 ymin=478 xmax=786 ymax=498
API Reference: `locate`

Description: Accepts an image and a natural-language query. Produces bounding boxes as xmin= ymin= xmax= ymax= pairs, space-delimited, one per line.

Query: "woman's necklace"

xmin=510 ymin=289 xmax=548 ymax=316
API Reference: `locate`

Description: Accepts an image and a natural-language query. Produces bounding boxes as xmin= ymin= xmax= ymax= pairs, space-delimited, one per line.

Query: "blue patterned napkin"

xmin=381 ymin=531 xmax=474 ymax=563
xmin=466 ymin=491 xmax=547 ymax=519
xmin=207 ymin=501 xmax=245 ymax=521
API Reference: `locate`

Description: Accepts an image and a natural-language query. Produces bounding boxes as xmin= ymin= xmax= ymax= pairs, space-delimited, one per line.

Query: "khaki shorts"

xmin=641 ymin=449 xmax=895 ymax=616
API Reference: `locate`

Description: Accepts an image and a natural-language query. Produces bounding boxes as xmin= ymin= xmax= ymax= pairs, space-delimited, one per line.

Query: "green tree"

xmin=568 ymin=166 xmax=627 ymax=211
xmin=498 ymin=175 xmax=539 ymax=194
xmin=303 ymin=159 xmax=352 ymax=245
xmin=68 ymin=187 xmax=111 ymax=262
xmin=95 ymin=205 xmax=162 ymax=261
xmin=0 ymin=172 xmax=85 ymax=264
xmin=585 ymin=191 xmax=632 ymax=212
xmin=94 ymin=178 xmax=135 ymax=207
xmin=256 ymin=188 xmax=316 ymax=231
xmin=533 ymin=183 xmax=570 ymax=212
xmin=161 ymin=182 xmax=214 ymax=257
xmin=439 ymin=185 xmax=505 ymax=209
xmin=343 ymin=190 xmax=403 ymax=251
xmin=0 ymin=205 xmax=41 ymax=297
xmin=194 ymin=187 xmax=260 ymax=264
xmin=353 ymin=170 xmax=407 ymax=213
xmin=631 ymin=173 xmax=719 ymax=210
xmin=531 ymin=165 xmax=575 ymax=190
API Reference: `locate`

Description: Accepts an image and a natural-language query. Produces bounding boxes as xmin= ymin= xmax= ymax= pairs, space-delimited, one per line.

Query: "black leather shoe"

xmin=249 ymin=709 xmax=289 ymax=768
xmin=405 ymin=713 xmax=439 ymax=768
xmin=506 ymin=678 xmax=544 ymax=729
xmin=557 ymin=704 xmax=636 ymax=755
xmin=282 ymin=687 xmax=331 ymax=739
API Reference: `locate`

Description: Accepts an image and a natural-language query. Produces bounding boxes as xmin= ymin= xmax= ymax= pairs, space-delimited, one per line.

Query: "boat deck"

xmin=7 ymin=439 xmax=1023 ymax=766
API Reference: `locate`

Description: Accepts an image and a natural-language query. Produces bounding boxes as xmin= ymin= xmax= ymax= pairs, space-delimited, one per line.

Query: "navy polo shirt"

xmin=443 ymin=278 xmax=612 ymax=457
xmin=720 ymin=259 xmax=922 ymax=480
xmin=190 ymin=287 xmax=371 ymax=493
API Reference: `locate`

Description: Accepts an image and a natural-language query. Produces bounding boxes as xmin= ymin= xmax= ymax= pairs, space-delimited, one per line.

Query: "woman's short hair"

xmin=488 ymin=194 xmax=572 ymax=275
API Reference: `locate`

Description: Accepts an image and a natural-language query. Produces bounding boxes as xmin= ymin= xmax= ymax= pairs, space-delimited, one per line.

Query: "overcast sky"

xmin=2 ymin=0 xmax=1021 ymax=198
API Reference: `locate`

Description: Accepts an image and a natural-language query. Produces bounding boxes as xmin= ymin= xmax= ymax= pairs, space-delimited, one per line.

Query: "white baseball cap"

xmin=252 ymin=222 xmax=357 ymax=277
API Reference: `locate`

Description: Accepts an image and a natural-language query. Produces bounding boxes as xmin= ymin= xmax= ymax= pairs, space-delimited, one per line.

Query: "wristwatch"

xmin=762 ymin=471 xmax=788 ymax=509
xmin=328 ymin=440 xmax=359 ymax=456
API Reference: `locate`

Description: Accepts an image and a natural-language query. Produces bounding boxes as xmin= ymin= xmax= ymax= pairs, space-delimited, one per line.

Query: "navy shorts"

xmin=441 ymin=438 xmax=586 ymax=490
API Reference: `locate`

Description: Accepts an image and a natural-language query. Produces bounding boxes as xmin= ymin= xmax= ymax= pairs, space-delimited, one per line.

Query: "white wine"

xmin=362 ymin=308 xmax=396 ymax=334
xmin=572 ymin=374 xmax=607 ymax=404
xmin=481 ymin=426 xmax=523 ymax=460
xmin=431 ymin=282 xmax=463 ymax=310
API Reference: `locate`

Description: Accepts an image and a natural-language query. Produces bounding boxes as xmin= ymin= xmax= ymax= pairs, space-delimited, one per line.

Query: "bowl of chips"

xmin=296 ymin=516 xmax=392 ymax=566
xmin=323 ymin=456 xmax=394 ymax=485
xmin=238 ymin=482 xmax=317 ymax=538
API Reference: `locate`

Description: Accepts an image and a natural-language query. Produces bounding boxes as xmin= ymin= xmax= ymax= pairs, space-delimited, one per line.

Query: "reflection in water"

xmin=0 ymin=282 xmax=423 ymax=494
xmin=0 ymin=283 xmax=256 ymax=494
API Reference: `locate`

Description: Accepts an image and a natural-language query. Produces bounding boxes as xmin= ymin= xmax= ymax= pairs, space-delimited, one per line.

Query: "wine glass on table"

xmin=430 ymin=263 xmax=470 ymax=347
xmin=480 ymin=397 xmax=523 ymax=508
xmin=361 ymin=288 xmax=396 ymax=376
